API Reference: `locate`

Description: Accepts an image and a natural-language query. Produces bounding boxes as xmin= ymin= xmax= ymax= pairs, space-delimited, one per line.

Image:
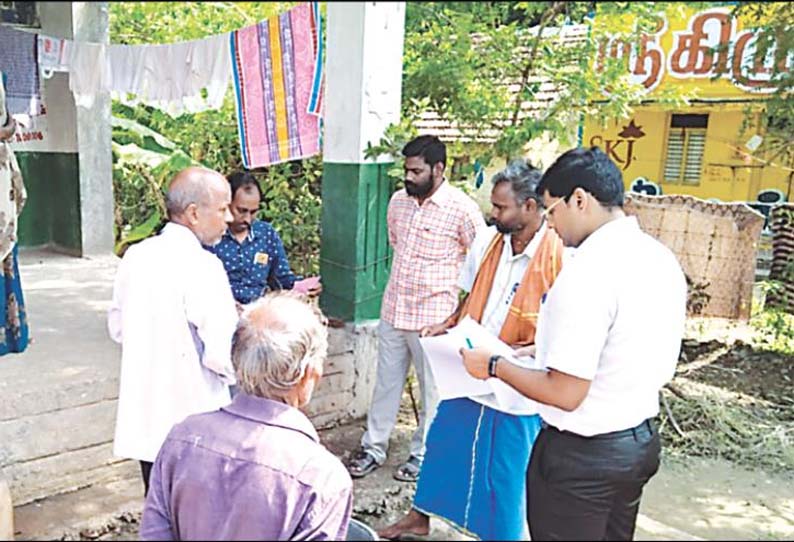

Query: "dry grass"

xmin=658 ymin=342 xmax=794 ymax=473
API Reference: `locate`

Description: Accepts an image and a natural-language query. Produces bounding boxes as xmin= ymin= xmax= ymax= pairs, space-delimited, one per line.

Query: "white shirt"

xmin=108 ymin=223 xmax=239 ymax=462
xmin=459 ymin=222 xmax=562 ymax=415
xmin=535 ymin=216 xmax=687 ymax=437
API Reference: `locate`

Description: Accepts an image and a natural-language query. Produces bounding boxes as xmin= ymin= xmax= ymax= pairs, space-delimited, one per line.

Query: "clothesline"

xmin=3 ymin=3 xmax=323 ymax=52
xmin=0 ymin=1 xmax=325 ymax=169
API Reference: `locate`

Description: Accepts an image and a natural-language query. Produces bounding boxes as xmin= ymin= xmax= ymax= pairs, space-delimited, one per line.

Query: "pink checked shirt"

xmin=381 ymin=181 xmax=485 ymax=331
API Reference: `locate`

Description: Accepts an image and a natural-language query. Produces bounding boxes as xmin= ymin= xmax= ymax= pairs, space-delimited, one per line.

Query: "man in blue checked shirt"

xmin=206 ymin=171 xmax=322 ymax=309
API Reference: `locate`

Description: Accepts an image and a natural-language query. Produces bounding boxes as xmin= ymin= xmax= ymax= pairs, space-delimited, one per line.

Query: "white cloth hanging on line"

xmin=108 ymin=33 xmax=231 ymax=117
xmin=69 ymin=40 xmax=110 ymax=109
xmin=35 ymin=32 xmax=230 ymax=115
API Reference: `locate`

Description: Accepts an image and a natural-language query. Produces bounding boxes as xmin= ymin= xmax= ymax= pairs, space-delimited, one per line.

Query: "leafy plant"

xmin=730 ymin=2 xmax=794 ymax=167
xmin=752 ymin=280 xmax=794 ymax=354
xmin=368 ymin=2 xmax=698 ymax=184
xmin=110 ymin=1 xmax=790 ymax=277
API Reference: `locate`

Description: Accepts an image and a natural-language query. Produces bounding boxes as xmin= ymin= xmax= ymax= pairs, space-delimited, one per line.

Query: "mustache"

xmin=486 ymin=217 xmax=514 ymax=234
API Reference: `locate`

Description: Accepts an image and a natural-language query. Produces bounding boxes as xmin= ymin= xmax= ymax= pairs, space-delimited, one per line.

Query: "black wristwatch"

xmin=488 ymin=354 xmax=501 ymax=378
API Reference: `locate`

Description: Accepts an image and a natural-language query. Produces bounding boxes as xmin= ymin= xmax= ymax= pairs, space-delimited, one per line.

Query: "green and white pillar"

xmin=320 ymin=2 xmax=406 ymax=322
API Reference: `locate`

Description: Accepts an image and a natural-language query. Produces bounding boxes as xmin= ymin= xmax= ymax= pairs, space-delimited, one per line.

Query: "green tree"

xmin=111 ymin=2 xmax=787 ymax=274
xmin=366 ymin=2 xmax=695 ymax=181
xmin=110 ymin=2 xmax=296 ymax=45
xmin=729 ymin=2 xmax=794 ymax=172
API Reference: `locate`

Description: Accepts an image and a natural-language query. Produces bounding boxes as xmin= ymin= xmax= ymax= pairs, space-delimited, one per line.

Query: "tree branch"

xmin=660 ymin=390 xmax=686 ymax=438
xmin=213 ymin=1 xmax=255 ymax=25
xmin=509 ymin=1 xmax=567 ymax=132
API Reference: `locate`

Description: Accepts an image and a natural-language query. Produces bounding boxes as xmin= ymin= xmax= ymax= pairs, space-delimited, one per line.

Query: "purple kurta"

xmin=141 ymin=393 xmax=353 ymax=541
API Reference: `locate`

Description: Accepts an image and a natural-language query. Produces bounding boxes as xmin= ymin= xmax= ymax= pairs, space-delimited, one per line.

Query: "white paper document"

xmin=418 ymin=331 xmax=491 ymax=400
xmin=419 ymin=316 xmax=545 ymax=413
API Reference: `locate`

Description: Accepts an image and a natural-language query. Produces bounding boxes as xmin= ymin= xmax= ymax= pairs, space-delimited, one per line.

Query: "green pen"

xmin=465 ymin=337 xmax=473 ymax=349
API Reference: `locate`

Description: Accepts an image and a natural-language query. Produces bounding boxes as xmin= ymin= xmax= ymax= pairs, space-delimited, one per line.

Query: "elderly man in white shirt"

xmin=108 ymin=166 xmax=239 ymax=496
xmin=462 ymin=147 xmax=687 ymax=541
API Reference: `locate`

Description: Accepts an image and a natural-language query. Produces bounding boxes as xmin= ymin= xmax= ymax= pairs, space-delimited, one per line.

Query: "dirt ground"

xmin=661 ymin=319 xmax=794 ymax=477
xmin=67 ymin=422 xmax=794 ymax=542
xmin=70 ymin=403 xmax=794 ymax=542
xmin=66 ymin=318 xmax=794 ymax=541
xmin=678 ymin=338 xmax=794 ymax=414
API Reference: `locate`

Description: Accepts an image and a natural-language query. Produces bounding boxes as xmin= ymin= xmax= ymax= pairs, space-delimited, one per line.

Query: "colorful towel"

xmin=0 ymin=25 xmax=43 ymax=116
xmin=307 ymin=1 xmax=324 ymax=117
xmin=230 ymin=2 xmax=323 ymax=168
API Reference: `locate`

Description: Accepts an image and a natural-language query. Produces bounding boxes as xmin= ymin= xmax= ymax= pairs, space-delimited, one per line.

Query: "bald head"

xmin=166 ymin=167 xmax=233 ymax=246
xmin=166 ymin=167 xmax=227 ymax=218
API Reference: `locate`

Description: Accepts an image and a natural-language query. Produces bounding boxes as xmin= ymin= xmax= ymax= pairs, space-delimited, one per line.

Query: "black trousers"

xmin=140 ymin=460 xmax=153 ymax=497
xmin=527 ymin=419 xmax=660 ymax=541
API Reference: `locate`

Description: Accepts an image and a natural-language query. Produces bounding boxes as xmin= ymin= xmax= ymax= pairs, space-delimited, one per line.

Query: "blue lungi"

xmin=413 ymin=397 xmax=542 ymax=540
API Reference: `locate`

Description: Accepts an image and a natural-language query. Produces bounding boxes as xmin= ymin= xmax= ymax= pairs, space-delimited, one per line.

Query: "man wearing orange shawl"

xmin=379 ymin=161 xmax=566 ymax=541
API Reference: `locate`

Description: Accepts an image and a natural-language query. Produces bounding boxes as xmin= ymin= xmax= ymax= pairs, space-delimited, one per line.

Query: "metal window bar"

xmin=663 ymin=130 xmax=685 ymax=183
xmin=663 ymin=128 xmax=706 ymax=185
xmin=682 ymin=130 xmax=706 ymax=185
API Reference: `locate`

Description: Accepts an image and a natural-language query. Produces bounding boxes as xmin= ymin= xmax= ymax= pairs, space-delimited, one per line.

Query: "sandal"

xmin=348 ymin=449 xmax=379 ymax=479
xmin=393 ymin=455 xmax=422 ymax=482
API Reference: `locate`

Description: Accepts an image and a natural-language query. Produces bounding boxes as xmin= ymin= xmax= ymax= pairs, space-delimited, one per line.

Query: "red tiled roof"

xmin=415 ymin=24 xmax=589 ymax=143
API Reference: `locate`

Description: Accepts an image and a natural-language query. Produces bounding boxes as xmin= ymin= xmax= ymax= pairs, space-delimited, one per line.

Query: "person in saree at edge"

xmin=379 ymin=160 xmax=566 ymax=540
xmin=0 ymin=72 xmax=29 ymax=356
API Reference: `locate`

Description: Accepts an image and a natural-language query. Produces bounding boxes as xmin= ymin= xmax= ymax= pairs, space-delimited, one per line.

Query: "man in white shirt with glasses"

xmin=462 ymin=147 xmax=687 ymax=541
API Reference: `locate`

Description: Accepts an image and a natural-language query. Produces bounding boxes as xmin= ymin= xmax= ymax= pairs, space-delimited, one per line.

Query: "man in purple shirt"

xmin=140 ymin=291 xmax=353 ymax=541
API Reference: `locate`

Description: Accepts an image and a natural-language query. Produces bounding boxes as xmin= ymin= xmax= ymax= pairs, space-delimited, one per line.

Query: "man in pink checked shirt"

xmin=347 ymin=135 xmax=485 ymax=482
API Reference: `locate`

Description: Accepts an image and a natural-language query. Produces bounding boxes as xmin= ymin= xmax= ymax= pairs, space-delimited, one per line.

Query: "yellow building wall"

xmin=581 ymin=4 xmax=794 ymax=205
xmin=582 ymin=104 xmax=792 ymax=203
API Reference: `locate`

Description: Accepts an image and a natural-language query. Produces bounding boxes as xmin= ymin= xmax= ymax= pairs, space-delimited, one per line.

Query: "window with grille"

xmin=663 ymin=114 xmax=708 ymax=185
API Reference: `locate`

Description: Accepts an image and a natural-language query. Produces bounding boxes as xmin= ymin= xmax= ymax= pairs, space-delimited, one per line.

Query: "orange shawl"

xmin=458 ymin=226 xmax=564 ymax=346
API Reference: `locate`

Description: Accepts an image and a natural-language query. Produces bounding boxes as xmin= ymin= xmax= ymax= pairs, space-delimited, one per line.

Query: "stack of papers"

xmin=418 ymin=316 xmax=543 ymax=414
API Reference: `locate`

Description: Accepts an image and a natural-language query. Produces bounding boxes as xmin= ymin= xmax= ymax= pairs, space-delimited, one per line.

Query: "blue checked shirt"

xmin=206 ymin=220 xmax=299 ymax=304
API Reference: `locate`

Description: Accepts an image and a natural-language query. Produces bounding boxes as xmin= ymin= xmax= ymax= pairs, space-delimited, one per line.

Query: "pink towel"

xmin=231 ymin=3 xmax=322 ymax=168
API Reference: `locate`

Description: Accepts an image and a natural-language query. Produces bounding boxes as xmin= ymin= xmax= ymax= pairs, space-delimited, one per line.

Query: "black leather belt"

xmin=540 ymin=418 xmax=654 ymax=440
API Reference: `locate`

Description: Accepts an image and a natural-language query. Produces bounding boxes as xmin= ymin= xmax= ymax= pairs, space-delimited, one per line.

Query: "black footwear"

xmin=393 ymin=455 xmax=421 ymax=482
xmin=348 ymin=449 xmax=379 ymax=479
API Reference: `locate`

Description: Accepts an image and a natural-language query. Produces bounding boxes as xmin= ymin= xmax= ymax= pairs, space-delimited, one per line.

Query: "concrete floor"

xmin=0 ymin=249 xmax=129 ymax=506
xmin=1 ymin=248 xmax=121 ymax=420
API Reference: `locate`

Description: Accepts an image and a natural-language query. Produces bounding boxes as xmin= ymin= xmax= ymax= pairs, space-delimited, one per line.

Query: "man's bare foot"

xmin=378 ymin=509 xmax=430 ymax=539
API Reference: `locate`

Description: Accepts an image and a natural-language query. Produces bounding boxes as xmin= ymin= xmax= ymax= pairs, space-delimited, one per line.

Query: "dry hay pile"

xmin=658 ymin=339 xmax=794 ymax=472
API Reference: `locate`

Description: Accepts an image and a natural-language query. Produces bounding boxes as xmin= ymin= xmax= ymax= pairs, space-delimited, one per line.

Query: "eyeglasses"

xmin=540 ymin=197 xmax=565 ymax=219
